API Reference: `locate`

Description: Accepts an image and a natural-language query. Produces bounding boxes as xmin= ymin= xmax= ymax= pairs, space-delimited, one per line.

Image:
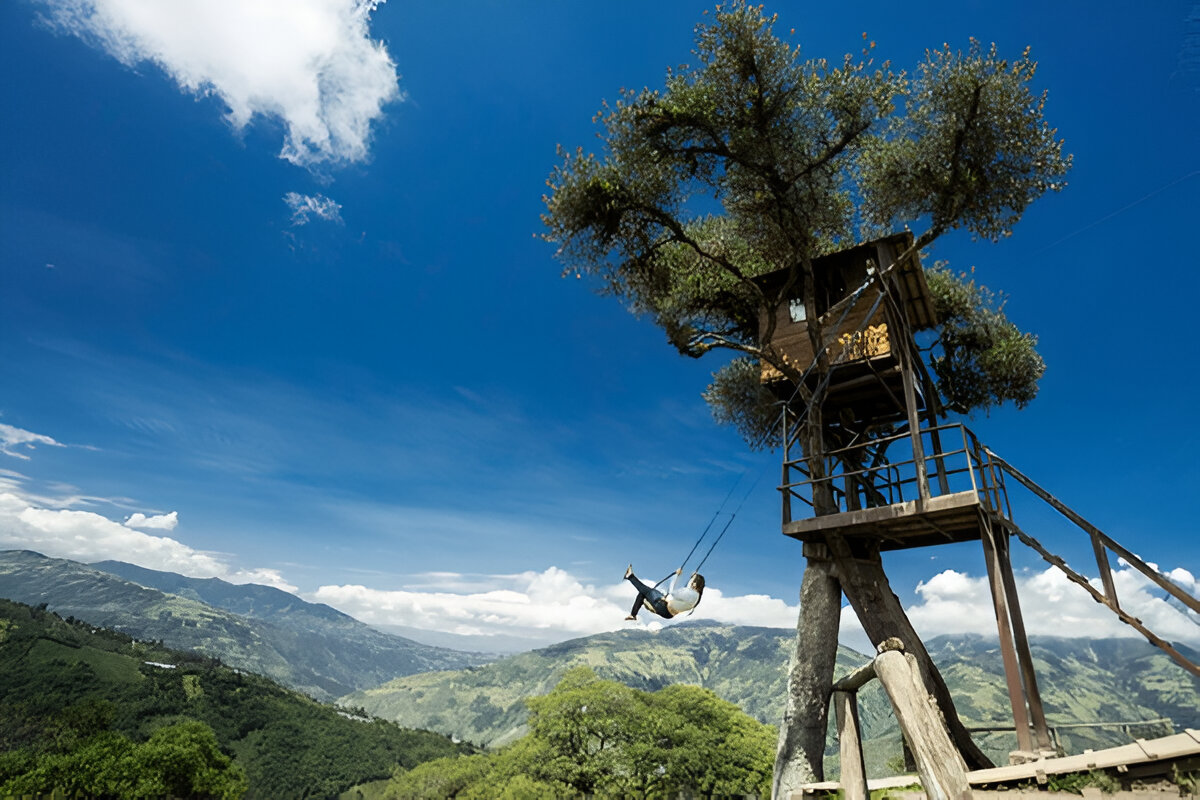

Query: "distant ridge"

xmin=342 ymin=621 xmax=1200 ymax=768
xmin=0 ymin=550 xmax=491 ymax=701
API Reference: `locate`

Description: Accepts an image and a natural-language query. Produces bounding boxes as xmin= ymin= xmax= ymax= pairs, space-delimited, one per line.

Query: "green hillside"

xmin=341 ymin=623 xmax=886 ymax=749
xmin=342 ymin=622 xmax=1199 ymax=769
xmin=0 ymin=550 xmax=490 ymax=701
xmin=0 ymin=597 xmax=471 ymax=798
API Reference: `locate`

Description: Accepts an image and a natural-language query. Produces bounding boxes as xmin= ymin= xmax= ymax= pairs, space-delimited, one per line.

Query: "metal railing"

xmin=781 ymin=422 xmax=1011 ymax=523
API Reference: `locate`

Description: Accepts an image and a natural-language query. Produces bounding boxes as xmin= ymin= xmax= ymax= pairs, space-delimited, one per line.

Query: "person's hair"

xmin=690 ymin=573 xmax=705 ymax=593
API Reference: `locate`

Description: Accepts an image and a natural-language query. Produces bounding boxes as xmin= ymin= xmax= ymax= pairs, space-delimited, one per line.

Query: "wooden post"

xmin=834 ymin=690 xmax=868 ymax=800
xmin=782 ymin=406 xmax=794 ymax=525
xmin=995 ymin=528 xmax=1052 ymax=752
xmin=1090 ymin=534 xmax=1119 ymax=609
xmin=774 ymin=546 xmax=842 ymax=797
xmin=874 ymin=241 xmax=929 ymax=503
xmin=979 ymin=513 xmax=1034 ymax=753
xmin=874 ymin=643 xmax=972 ymax=800
xmin=831 ymin=659 xmax=878 ymax=800
xmin=899 ymin=356 xmax=929 ymax=502
xmin=831 ymin=540 xmax=993 ymax=771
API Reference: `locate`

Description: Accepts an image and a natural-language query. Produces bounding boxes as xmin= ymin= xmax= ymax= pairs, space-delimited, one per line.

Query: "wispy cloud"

xmin=284 ymin=192 xmax=344 ymax=225
xmin=38 ymin=0 xmax=401 ymax=167
xmin=0 ymin=422 xmax=64 ymax=460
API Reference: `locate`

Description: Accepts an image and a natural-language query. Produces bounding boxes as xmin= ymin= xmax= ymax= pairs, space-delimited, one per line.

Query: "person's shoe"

xmin=624 ymin=564 xmax=633 ymax=579
xmin=624 ymin=615 xmax=636 ymax=621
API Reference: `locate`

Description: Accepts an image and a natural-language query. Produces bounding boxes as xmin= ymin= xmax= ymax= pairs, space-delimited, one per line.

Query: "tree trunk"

xmin=799 ymin=258 xmax=838 ymax=517
xmin=832 ymin=541 xmax=994 ymax=771
xmin=774 ymin=548 xmax=842 ymax=797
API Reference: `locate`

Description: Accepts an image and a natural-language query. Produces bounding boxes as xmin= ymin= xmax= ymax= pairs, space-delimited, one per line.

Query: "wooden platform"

xmin=782 ymin=490 xmax=995 ymax=550
xmin=790 ymin=729 xmax=1200 ymax=799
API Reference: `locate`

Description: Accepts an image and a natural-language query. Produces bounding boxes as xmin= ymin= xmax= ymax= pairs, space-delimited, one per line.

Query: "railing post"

xmin=1091 ymin=535 xmax=1119 ymax=610
xmin=962 ymin=427 xmax=978 ymax=498
xmin=781 ymin=408 xmax=792 ymax=525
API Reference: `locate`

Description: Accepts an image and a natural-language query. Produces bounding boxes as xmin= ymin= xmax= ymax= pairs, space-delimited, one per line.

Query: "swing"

xmin=621 ymin=471 xmax=761 ymax=622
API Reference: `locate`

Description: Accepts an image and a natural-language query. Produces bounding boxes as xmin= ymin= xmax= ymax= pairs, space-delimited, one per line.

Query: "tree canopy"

xmin=543 ymin=2 xmax=1068 ymax=446
xmin=385 ymin=666 xmax=775 ymax=799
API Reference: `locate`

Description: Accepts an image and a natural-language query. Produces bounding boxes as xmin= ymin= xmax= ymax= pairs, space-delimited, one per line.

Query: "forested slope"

xmin=0 ymin=598 xmax=471 ymax=798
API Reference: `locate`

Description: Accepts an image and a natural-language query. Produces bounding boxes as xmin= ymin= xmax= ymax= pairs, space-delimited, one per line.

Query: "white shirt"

xmin=665 ymin=572 xmax=701 ymax=616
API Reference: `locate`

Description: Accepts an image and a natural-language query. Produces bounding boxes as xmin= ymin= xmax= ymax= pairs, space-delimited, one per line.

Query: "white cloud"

xmin=284 ymin=192 xmax=343 ymax=225
xmin=124 ymin=510 xmax=178 ymax=530
xmin=313 ymin=568 xmax=627 ymax=646
xmin=39 ymin=0 xmax=401 ymax=167
xmin=0 ymin=489 xmax=296 ymax=592
xmin=314 ymin=561 xmax=1200 ymax=653
xmin=0 ymin=422 xmax=64 ymax=460
xmin=313 ymin=566 xmax=805 ymax=648
xmin=904 ymin=566 xmax=1200 ymax=648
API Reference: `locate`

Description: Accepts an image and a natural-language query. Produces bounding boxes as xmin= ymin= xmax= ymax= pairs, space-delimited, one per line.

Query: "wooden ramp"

xmin=789 ymin=730 xmax=1200 ymax=799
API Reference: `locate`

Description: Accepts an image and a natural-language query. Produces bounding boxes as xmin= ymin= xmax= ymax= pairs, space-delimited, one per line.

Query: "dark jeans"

xmin=626 ymin=573 xmax=672 ymax=619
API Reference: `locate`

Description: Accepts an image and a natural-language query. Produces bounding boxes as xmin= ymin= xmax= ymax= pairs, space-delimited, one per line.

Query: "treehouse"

xmin=754 ymin=232 xmax=937 ymax=424
xmin=760 ymin=234 xmax=1008 ymax=550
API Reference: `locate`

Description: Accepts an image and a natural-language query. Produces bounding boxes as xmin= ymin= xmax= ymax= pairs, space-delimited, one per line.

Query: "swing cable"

xmin=653 ymin=472 xmax=747 ymax=589
xmin=692 ymin=470 xmax=762 ymax=573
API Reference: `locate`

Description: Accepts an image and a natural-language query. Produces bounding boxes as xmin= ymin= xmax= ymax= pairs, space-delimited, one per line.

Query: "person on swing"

xmin=623 ymin=564 xmax=705 ymax=620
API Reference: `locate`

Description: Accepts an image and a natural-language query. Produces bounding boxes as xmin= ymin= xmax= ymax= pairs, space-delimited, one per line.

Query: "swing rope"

xmin=692 ymin=471 xmax=762 ymax=573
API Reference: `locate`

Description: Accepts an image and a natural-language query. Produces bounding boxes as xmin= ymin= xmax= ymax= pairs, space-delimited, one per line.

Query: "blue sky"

xmin=1 ymin=0 xmax=1197 ymax=653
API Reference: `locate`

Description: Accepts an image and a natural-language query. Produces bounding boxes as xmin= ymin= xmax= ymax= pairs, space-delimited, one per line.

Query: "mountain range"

xmin=341 ymin=623 xmax=1200 ymax=769
xmin=2 ymin=548 xmax=1195 ymax=774
xmin=0 ymin=550 xmax=491 ymax=701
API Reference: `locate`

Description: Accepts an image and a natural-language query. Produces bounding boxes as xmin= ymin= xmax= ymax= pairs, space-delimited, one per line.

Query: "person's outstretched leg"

xmin=624 ymin=566 xmax=665 ymax=620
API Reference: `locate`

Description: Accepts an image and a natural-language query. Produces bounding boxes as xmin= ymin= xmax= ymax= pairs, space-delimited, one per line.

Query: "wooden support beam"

xmin=995 ymin=529 xmax=1052 ymax=752
xmin=831 ymin=539 xmax=993 ymax=770
xmin=833 ymin=660 xmax=877 ymax=693
xmin=894 ymin=325 xmax=929 ymax=503
xmin=834 ymin=690 xmax=869 ymax=800
xmin=979 ymin=513 xmax=1034 ymax=753
xmin=1091 ymin=534 xmax=1119 ymax=609
xmin=874 ymin=646 xmax=973 ymax=800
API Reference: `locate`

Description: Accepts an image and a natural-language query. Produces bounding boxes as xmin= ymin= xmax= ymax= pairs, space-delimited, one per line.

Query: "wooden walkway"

xmin=790 ymin=729 xmax=1200 ymax=799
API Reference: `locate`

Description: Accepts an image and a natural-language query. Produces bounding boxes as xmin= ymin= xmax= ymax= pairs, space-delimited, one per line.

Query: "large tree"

xmin=543 ymin=3 xmax=1066 ymax=442
xmin=542 ymin=1 xmax=1069 ymax=792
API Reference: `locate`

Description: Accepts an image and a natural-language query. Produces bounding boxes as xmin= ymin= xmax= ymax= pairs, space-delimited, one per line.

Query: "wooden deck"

xmin=789 ymin=729 xmax=1200 ymax=799
xmin=782 ymin=490 xmax=996 ymax=550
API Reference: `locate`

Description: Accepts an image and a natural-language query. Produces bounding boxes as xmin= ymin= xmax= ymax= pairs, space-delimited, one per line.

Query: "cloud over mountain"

xmin=0 ymin=489 xmax=294 ymax=592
